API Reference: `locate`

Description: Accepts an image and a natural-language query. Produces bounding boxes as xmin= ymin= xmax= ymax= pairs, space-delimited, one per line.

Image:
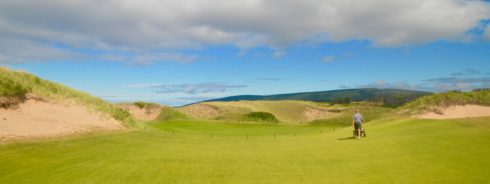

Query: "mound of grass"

xmin=156 ymin=107 xmax=188 ymax=121
xmin=0 ymin=78 xmax=30 ymax=98
xmin=0 ymin=67 xmax=135 ymax=126
xmin=401 ymin=89 xmax=490 ymax=114
xmin=242 ymin=112 xmax=279 ymax=123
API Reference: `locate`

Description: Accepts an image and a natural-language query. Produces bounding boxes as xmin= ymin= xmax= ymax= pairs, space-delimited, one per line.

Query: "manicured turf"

xmin=1 ymin=118 xmax=489 ymax=183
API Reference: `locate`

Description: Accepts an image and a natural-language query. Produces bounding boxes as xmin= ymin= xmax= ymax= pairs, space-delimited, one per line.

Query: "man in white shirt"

xmin=352 ymin=109 xmax=364 ymax=139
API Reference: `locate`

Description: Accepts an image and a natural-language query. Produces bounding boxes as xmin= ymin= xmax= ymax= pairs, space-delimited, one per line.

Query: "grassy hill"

xmin=178 ymin=100 xmax=393 ymax=125
xmin=0 ymin=67 xmax=135 ymax=126
xmin=203 ymin=88 xmax=432 ymax=107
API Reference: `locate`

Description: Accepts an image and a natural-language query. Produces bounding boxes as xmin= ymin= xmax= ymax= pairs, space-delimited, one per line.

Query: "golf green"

xmin=1 ymin=117 xmax=489 ymax=183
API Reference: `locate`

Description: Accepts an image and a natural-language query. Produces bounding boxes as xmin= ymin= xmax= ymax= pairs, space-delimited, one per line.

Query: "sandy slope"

xmin=178 ymin=104 xmax=222 ymax=119
xmin=119 ymin=104 xmax=161 ymax=121
xmin=417 ymin=105 xmax=490 ymax=119
xmin=0 ymin=95 xmax=124 ymax=142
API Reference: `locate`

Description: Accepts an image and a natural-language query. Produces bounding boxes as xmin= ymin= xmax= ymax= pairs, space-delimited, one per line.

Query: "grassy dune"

xmin=401 ymin=89 xmax=490 ymax=115
xmin=180 ymin=100 xmax=392 ymax=124
xmin=184 ymin=100 xmax=326 ymax=122
xmin=1 ymin=117 xmax=488 ymax=183
xmin=0 ymin=67 xmax=135 ymax=126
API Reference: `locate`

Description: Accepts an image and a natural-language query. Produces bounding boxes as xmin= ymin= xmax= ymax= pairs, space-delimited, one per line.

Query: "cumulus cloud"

xmin=125 ymin=82 xmax=247 ymax=94
xmin=1 ymin=0 xmax=489 ymax=62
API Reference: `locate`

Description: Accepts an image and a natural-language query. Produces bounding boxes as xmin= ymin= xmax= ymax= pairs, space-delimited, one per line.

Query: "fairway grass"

xmin=1 ymin=118 xmax=489 ymax=183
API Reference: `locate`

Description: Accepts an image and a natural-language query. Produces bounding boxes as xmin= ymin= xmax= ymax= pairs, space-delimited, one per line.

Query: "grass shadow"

xmin=337 ymin=136 xmax=355 ymax=140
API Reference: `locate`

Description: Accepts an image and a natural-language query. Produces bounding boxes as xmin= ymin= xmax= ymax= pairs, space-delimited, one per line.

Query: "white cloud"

xmin=0 ymin=0 xmax=489 ymax=62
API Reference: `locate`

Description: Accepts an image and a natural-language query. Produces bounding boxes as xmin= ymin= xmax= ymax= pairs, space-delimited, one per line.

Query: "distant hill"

xmin=203 ymin=88 xmax=432 ymax=107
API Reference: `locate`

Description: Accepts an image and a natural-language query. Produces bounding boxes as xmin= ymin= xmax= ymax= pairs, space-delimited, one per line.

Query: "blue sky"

xmin=1 ymin=0 xmax=490 ymax=106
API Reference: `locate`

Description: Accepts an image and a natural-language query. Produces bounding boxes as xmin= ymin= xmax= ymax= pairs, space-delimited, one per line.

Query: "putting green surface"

xmin=1 ymin=118 xmax=489 ymax=183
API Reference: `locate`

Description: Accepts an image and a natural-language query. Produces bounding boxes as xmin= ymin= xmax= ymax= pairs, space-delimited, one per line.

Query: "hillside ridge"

xmin=199 ymin=88 xmax=432 ymax=107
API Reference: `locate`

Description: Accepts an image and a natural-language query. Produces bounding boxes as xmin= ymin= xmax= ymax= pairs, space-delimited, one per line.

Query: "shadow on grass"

xmin=337 ymin=136 xmax=355 ymax=140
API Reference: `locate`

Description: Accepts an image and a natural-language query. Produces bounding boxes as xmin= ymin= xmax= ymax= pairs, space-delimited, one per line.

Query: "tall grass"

xmin=0 ymin=77 xmax=30 ymax=98
xmin=0 ymin=67 xmax=135 ymax=126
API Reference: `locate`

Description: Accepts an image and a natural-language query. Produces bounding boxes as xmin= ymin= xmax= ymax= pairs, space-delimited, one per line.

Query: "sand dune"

xmin=417 ymin=105 xmax=490 ymax=119
xmin=119 ymin=104 xmax=161 ymax=121
xmin=179 ymin=104 xmax=222 ymax=119
xmin=0 ymin=95 xmax=124 ymax=142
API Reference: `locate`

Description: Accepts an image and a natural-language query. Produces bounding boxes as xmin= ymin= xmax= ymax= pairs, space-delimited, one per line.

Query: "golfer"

xmin=352 ymin=109 xmax=364 ymax=139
